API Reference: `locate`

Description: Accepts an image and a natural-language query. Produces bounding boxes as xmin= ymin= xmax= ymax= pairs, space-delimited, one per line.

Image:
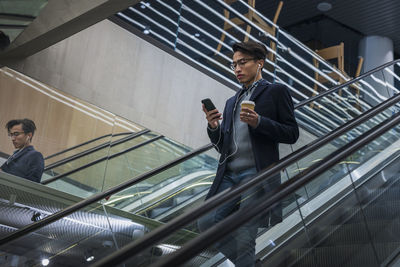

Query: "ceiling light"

xmin=84 ymin=250 xmax=95 ymax=262
xmin=143 ymin=26 xmax=150 ymax=35
xmin=41 ymin=259 xmax=50 ymax=266
xmin=140 ymin=2 xmax=150 ymax=9
xmin=317 ymin=2 xmax=332 ymax=12
xmin=86 ymin=255 xmax=95 ymax=262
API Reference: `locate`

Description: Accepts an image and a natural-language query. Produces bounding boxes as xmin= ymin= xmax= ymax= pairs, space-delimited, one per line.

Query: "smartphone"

xmin=201 ymin=98 xmax=217 ymax=111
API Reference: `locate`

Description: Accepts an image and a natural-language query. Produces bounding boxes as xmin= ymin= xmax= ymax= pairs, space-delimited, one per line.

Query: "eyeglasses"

xmin=230 ymin=58 xmax=255 ymax=70
xmin=8 ymin=131 xmax=25 ymax=137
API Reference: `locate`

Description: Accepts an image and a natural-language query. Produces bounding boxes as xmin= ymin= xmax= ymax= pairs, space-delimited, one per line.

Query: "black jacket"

xmin=1 ymin=146 xmax=44 ymax=183
xmin=206 ymin=80 xmax=299 ymax=225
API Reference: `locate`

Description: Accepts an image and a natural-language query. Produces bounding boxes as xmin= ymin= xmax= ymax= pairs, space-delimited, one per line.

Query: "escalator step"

xmin=359 ymin=187 xmax=400 ymax=203
xmin=338 ymin=200 xmax=400 ymax=223
xmin=265 ymin=180 xmax=400 ymax=266
xmin=310 ymin=220 xmax=400 ymax=246
xmin=289 ymin=243 xmax=384 ymax=267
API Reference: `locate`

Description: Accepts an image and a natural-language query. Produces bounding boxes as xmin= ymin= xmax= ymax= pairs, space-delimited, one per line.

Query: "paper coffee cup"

xmin=241 ymin=100 xmax=255 ymax=111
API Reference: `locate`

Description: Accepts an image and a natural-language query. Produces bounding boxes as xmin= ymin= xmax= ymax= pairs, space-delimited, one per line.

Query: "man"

xmin=199 ymin=41 xmax=299 ymax=266
xmin=1 ymin=119 xmax=44 ymax=183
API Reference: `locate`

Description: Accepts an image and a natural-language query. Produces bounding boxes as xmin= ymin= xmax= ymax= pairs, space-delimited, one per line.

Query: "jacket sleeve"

xmin=27 ymin=152 xmax=44 ymax=183
xmin=252 ymin=85 xmax=299 ymax=144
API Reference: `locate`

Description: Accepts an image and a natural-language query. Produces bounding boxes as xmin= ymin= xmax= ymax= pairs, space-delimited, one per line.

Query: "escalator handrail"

xmin=90 ymin=93 xmax=400 ymax=266
xmin=146 ymin=100 xmax=400 ymax=267
xmin=41 ymin=134 xmax=163 ymax=185
xmin=44 ymin=129 xmax=150 ymax=171
xmin=44 ymin=132 xmax=133 ymax=160
xmin=294 ymin=59 xmax=400 ymax=109
xmin=1 ymin=74 xmax=398 ymax=250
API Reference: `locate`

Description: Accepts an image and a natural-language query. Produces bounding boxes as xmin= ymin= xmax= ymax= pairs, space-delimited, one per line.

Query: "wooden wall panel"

xmin=0 ymin=68 xmax=142 ymax=160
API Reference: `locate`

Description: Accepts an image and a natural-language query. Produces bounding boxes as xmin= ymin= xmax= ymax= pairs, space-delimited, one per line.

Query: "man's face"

xmin=8 ymin=124 xmax=29 ymax=149
xmin=232 ymin=51 xmax=261 ymax=87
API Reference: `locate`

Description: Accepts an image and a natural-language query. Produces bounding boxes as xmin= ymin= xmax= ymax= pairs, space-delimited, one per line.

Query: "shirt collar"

xmin=241 ymin=78 xmax=264 ymax=97
xmin=242 ymin=78 xmax=263 ymax=90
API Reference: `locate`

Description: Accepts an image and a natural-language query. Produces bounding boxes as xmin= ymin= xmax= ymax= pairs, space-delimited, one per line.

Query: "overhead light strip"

xmin=129 ymin=7 xmax=176 ymax=37
xmin=118 ymin=12 xmax=175 ymax=47
xmin=140 ymin=1 xmax=179 ymax=26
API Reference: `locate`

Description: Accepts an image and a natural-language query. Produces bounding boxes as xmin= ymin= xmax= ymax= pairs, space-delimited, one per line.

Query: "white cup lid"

xmin=241 ymin=100 xmax=255 ymax=105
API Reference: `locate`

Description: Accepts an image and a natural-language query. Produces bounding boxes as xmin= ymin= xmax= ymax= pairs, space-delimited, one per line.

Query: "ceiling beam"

xmin=0 ymin=0 xmax=140 ymax=63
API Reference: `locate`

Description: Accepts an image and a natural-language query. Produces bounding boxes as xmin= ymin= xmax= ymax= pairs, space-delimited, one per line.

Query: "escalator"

xmin=43 ymin=131 xmax=134 ymax=166
xmin=31 ymin=53 xmax=397 ymax=208
xmin=89 ymin=73 xmax=400 ymax=266
xmin=42 ymin=130 xmax=154 ymax=197
xmin=37 ymin=59 xmax=399 ymax=226
xmin=0 ymin=171 xmax=179 ymax=267
xmin=5 ymin=0 xmax=394 ymax=232
xmin=40 ymin=129 xmax=218 ymax=221
xmin=0 ymin=61 xmax=399 ymax=266
xmin=265 ymin=155 xmax=400 ymax=266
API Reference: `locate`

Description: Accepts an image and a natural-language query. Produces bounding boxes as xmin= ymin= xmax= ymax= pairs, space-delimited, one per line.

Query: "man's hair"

xmin=232 ymin=41 xmax=267 ymax=60
xmin=6 ymin=119 xmax=37 ymax=136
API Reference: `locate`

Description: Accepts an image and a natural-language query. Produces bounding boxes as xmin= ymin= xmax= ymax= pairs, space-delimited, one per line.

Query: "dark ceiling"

xmin=257 ymin=0 xmax=400 ymax=56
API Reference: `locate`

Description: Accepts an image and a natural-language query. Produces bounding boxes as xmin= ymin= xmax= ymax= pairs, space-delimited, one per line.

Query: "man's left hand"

xmin=240 ymin=107 xmax=259 ymax=128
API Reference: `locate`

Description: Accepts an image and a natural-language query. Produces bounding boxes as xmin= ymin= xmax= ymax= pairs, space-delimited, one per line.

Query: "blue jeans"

xmin=198 ymin=167 xmax=261 ymax=267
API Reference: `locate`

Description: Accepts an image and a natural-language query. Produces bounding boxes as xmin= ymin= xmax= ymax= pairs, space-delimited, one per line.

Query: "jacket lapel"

xmin=224 ymin=90 xmax=242 ymax=130
xmin=250 ymin=80 xmax=269 ymax=101
xmin=12 ymin=146 xmax=32 ymax=161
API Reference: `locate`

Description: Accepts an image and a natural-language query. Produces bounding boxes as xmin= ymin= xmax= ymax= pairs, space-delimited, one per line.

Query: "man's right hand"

xmin=202 ymin=104 xmax=222 ymax=129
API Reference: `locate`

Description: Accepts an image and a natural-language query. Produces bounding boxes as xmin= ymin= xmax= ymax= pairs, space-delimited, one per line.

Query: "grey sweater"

xmin=225 ymin=86 xmax=257 ymax=172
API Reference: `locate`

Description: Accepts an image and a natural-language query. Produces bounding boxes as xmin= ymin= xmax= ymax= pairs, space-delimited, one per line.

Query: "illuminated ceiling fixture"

xmin=140 ymin=2 xmax=150 ymax=9
xmin=84 ymin=250 xmax=95 ymax=262
xmin=317 ymin=2 xmax=332 ymax=12
xmin=86 ymin=255 xmax=95 ymax=262
xmin=41 ymin=259 xmax=50 ymax=266
xmin=143 ymin=26 xmax=150 ymax=35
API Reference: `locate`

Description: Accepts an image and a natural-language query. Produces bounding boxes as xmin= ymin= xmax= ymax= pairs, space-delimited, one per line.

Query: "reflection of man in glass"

xmin=1 ymin=119 xmax=44 ymax=183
